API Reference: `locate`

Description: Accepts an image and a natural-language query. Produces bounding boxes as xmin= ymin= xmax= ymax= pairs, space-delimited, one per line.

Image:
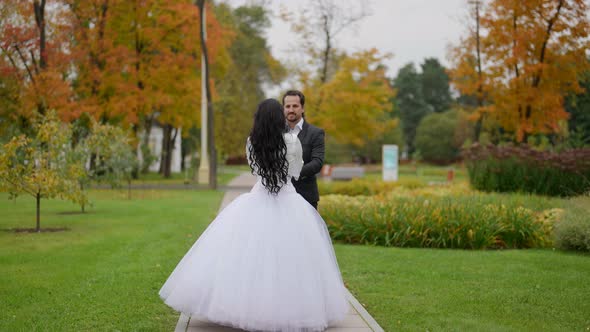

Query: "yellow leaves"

xmin=264 ymin=52 xmax=287 ymax=85
xmin=304 ymin=49 xmax=396 ymax=147
xmin=536 ymin=208 xmax=565 ymax=225
xmin=0 ymin=110 xmax=71 ymax=198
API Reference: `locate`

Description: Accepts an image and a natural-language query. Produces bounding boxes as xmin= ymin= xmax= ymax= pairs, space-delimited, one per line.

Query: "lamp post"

xmin=197 ymin=4 xmax=209 ymax=185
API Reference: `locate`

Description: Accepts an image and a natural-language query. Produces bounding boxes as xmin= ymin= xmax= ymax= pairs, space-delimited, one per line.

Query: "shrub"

xmin=318 ymin=178 xmax=426 ymax=196
xmin=554 ymin=198 xmax=590 ymax=252
xmin=463 ymin=144 xmax=590 ymax=197
xmin=320 ymin=193 xmax=556 ymax=249
xmin=415 ymin=111 xmax=460 ymax=164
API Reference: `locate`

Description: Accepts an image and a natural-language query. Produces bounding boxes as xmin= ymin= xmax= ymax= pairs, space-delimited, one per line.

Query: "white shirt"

xmin=288 ymin=118 xmax=304 ymax=136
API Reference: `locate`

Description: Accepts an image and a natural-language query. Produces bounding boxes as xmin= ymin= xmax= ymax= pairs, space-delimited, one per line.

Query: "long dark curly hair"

xmin=248 ymin=99 xmax=289 ymax=195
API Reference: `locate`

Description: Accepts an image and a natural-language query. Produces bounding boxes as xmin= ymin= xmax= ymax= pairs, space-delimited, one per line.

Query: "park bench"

xmin=322 ymin=165 xmax=364 ymax=181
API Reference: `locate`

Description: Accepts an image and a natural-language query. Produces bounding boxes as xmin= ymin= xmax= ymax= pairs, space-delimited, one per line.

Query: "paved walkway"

xmin=174 ymin=173 xmax=384 ymax=332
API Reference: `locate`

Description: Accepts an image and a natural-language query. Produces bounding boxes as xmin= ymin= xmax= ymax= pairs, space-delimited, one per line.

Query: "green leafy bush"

xmin=415 ymin=111 xmax=460 ymax=164
xmin=554 ymin=198 xmax=590 ymax=252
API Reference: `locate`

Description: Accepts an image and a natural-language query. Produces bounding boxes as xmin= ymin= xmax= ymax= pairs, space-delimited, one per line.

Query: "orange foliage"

xmin=0 ymin=0 xmax=74 ymax=122
xmin=449 ymin=0 xmax=590 ymax=141
xmin=1 ymin=0 xmax=234 ymax=133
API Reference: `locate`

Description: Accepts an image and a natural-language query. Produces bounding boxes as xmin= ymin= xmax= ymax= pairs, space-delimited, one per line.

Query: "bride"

xmin=159 ymin=99 xmax=348 ymax=331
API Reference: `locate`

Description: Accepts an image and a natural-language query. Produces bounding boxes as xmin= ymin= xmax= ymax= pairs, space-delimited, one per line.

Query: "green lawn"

xmin=336 ymin=245 xmax=590 ymax=331
xmin=365 ymin=163 xmax=468 ymax=183
xmin=1 ymin=186 xmax=589 ymax=331
xmin=131 ymin=165 xmax=250 ymax=185
xmin=0 ymin=190 xmax=224 ymax=331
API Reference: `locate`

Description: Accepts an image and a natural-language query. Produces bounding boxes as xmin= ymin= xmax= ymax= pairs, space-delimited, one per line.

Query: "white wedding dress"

xmin=159 ymin=133 xmax=349 ymax=332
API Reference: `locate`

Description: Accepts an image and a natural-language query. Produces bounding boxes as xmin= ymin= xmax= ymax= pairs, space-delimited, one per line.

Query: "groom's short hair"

xmin=282 ymin=90 xmax=305 ymax=107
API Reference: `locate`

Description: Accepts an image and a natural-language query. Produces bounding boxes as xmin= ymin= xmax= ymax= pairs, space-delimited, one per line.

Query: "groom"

xmin=282 ymin=90 xmax=325 ymax=210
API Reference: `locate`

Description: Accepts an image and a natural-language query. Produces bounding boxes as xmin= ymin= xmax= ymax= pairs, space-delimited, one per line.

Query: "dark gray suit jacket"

xmin=292 ymin=121 xmax=325 ymax=205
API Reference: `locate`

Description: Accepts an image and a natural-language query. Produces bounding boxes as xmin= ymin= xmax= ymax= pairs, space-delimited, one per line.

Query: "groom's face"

xmin=284 ymin=95 xmax=304 ymax=124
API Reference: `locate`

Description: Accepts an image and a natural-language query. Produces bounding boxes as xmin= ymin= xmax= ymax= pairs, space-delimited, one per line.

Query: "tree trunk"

xmin=34 ymin=1 xmax=47 ymax=69
xmin=33 ymin=0 xmax=47 ymax=116
xmin=161 ymin=124 xmax=176 ymax=178
xmin=181 ymin=140 xmax=186 ymax=172
xmin=133 ymin=1 xmax=149 ymax=177
xmin=165 ymin=127 xmax=178 ymax=178
xmin=474 ymin=118 xmax=483 ymax=143
xmin=474 ymin=0 xmax=483 ymax=143
xmin=128 ymin=179 xmax=132 ymax=200
xmin=320 ymin=14 xmax=331 ymax=84
xmin=141 ymin=115 xmax=154 ymax=174
xmin=36 ymin=192 xmax=41 ymax=232
xmin=80 ymin=182 xmax=85 ymax=213
xmin=159 ymin=124 xmax=171 ymax=175
xmin=130 ymin=124 xmax=139 ymax=179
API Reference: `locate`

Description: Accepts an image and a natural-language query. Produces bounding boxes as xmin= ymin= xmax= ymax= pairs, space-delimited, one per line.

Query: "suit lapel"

xmin=298 ymin=121 xmax=309 ymax=143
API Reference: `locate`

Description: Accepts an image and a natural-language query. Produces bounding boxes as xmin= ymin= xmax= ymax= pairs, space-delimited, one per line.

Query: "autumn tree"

xmin=0 ymin=57 xmax=21 ymax=140
xmin=65 ymin=0 xmax=133 ymax=125
xmin=448 ymin=0 xmax=489 ymax=142
xmin=158 ymin=1 xmax=232 ymax=178
xmin=0 ymin=112 xmax=84 ymax=231
xmin=0 ymin=0 xmax=74 ymax=126
xmin=282 ymin=0 xmax=370 ymax=112
xmin=449 ymin=0 xmax=590 ymax=142
xmin=104 ymin=0 xmax=231 ymax=178
xmin=282 ymin=0 xmax=369 ymax=82
xmin=304 ymin=49 xmax=396 ymax=147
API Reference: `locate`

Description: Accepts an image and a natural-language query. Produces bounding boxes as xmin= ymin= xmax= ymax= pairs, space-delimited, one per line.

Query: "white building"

xmin=137 ymin=123 xmax=183 ymax=173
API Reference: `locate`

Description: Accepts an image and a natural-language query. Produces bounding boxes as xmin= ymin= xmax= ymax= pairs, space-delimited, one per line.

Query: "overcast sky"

xmin=222 ymin=0 xmax=468 ymax=78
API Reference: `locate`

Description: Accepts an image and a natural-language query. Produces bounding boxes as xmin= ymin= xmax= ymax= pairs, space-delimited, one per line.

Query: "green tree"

xmin=393 ymin=63 xmax=430 ymax=156
xmin=85 ymin=121 xmax=137 ymax=190
xmin=565 ymin=64 xmax=590 ymax=147
xmin=213 ymin=4 xmax=285 ymax=159
xmin=421 ymin=58 xmax=452 ymax=113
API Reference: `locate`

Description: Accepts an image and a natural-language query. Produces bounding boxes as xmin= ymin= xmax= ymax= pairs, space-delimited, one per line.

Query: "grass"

xmin=130 ymin=165 xmax=250 ymax=186
xmin=2 ymin=166 xmax=590 ymax=331
xmin=0 ymin=190 xmax=224 ymax=331
xmin=364 ymin=163 xmax=468 ymax=183
xmin=335 ymin=245 xmax=590 ymax=332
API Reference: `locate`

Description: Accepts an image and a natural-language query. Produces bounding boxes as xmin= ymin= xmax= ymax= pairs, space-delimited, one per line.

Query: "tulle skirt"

xmin=159 ymin=180 xmax=349 ymax=332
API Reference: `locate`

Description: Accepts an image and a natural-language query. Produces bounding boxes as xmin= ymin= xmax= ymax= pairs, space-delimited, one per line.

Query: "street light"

xmin=197 ymin=4 xmax=209 ymax=185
